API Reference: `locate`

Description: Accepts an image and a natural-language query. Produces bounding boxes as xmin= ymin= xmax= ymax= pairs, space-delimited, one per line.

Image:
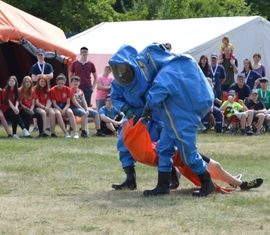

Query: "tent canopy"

xmin=68 ymin=16 xmax=270 ymax=77
xmin=0 ymin=0 xmax=76 ymax=87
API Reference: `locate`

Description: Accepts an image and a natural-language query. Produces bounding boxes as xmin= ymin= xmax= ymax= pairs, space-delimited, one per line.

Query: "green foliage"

xmin=123 ymin=0 xmax=250 ymax=20
xmin=3 ymin=0 xmax=269 ymax=33
xmin=245 ymin=0 xmax=270 ymax=20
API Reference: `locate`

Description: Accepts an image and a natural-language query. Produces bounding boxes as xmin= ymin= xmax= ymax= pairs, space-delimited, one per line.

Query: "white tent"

xmin=68 ymin=16 xmax=270 ymax=106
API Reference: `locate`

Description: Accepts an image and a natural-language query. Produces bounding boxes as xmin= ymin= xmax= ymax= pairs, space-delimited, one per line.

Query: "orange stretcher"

xmin=122 ymin=117 xmax=235 ymax=193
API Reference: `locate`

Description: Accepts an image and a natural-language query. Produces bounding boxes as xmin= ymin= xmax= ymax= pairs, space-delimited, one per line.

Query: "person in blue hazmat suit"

xmin=138 ymin=42 xmax=216 ymax=197
xmin=108 ymin=45 xmax=168 ymax=190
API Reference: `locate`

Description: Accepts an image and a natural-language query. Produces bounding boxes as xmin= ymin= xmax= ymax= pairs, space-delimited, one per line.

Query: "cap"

xmin=106 ymin=94 xmax=111 ymax=99
xmin=237 ymin=72 xmax=246 ymax=78
xmin=251 ymin=89 xmax=258 ymax=94
xmin=36 ymin=48 xmax=45 ymax=55
xmin=211 ymin=53 xmax=218 ymax=59
xmin=228 ymin=90 xmax=236 ymax=95
xmin=260 ymin=77 xmax=268 ymax=82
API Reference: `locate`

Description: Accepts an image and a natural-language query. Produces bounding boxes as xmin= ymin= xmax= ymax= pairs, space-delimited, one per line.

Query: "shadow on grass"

xmin=60 ymin=186 xmax=214 ymax=209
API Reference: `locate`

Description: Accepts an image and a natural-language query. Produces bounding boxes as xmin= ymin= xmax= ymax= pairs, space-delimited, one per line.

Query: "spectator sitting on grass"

xmin=99 ymin=94 xmax=124 ymax=137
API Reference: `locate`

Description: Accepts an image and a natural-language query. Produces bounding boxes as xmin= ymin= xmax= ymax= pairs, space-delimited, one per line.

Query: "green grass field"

xmin=0 ymin=125 xmax=269 ymax=235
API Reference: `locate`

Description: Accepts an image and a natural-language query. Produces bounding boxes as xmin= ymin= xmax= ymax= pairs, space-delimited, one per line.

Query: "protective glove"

xmin=123 ymin=106 xmax=137 ymax=120
xmin=141 ymin=107 xmax=153 ymax=122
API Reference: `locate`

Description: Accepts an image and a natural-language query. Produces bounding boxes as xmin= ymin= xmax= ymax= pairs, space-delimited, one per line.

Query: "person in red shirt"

xmin=1 ymin=76 xmax=31 ymax=139
xmin=34 ymin=75 xmax=57 ymax=137
xmin=19 ymin=76 xmax=49 ymax=138
xmin=50 ymin=74 xmax=79 ymax=139
xmin=0 ymin=89 xmax=12 ymax=138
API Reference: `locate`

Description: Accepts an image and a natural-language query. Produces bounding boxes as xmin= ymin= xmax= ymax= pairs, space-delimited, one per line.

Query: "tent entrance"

xmin=0 ymin=41 xmax=68 ymax=88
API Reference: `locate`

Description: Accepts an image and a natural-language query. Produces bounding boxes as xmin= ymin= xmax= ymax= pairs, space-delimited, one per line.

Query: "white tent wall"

xmin=190 ymin=16 xmax=270 ymax=77
xmin=68 ymin=16 xmax=270 ymax=108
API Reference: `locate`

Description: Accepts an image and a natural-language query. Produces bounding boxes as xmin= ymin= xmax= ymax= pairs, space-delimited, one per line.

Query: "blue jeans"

xmin=80 ymin=86 xmax=93 ymax=107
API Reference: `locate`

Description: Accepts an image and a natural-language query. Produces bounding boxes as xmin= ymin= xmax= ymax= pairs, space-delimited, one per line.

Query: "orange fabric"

xmin=0 ymin=1 xmax=76 ymax=67
xmin=122 ymin=117 xmax=158 ymax=166
xmin=122 ymin=117 xmax=235 ymax=193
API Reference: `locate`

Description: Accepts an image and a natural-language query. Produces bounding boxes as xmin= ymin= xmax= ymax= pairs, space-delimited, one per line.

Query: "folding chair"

xmin=222 ymin=106 xmax=241 ymax=134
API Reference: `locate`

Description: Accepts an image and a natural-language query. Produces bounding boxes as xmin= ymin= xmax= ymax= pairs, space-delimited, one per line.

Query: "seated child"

xmin=220 ymin=90 xmax=253 ymax=135
xmin=70 ymin=76 xmax=105 ymax=138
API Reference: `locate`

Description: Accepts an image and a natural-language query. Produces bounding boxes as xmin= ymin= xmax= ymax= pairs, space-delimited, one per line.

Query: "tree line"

xmin=3 ymin=0 xmax=270 ymax=33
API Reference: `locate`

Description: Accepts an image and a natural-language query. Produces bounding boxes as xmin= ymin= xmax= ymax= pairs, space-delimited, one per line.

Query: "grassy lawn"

xmin=0 ymin=125 xmax=269 ymax=235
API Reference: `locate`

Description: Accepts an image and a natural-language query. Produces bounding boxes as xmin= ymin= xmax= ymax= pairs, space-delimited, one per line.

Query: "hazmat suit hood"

xmin=136 ymin=42 xmax=174 ymax=83
xmin=109 ymin=45 xmax=146 ymax=86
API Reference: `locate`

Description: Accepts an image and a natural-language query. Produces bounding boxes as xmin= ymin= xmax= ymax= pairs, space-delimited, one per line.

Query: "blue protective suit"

xmin=109 ymin=45 xmax=163 ymax=168
xmin=137 ymin=43 xmax=214 ymax=174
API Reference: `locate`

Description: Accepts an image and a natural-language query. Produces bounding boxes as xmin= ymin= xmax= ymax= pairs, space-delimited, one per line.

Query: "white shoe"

xmin=64 ymin=132 xmax=71 ymax=138
xmin=13 ymin=134 xmax=21 ymax=139
xmin=229 ymin=174 xmax=243 ymax=188
xmin=199 ymin=123 xmax=207 ymax=131
xmin=73 ymin=133 xmax=79 ymax=139
xmin=22 ymin=128 xmax=30 ymax=137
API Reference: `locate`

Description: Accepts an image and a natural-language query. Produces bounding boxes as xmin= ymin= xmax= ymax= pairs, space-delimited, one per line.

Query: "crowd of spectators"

xmin=0 ymin=47 xmax=119 ymax=139
xmin=1 ymin=37 xmax=270 ymax=138
xmin=199 ymin=35 xmax=270 ymax=135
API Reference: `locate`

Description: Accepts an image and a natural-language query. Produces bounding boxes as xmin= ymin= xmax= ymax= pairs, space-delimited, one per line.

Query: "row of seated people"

xmin=0 ymin=74 xmax=117 ymax=139
xmin=200 ymin=75 xmax=270 ymax=135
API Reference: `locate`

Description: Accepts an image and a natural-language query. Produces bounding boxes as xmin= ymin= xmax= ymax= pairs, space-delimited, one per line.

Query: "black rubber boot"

xmin=170 ymin=166 xmax=181 ymax=189
xmin=112 ymin=166 xmax=137 ymax=190
xmin=143 ymin=172 xmax=170 ymax=196
xmin=192 ymin=170 xmax=215 ymax=197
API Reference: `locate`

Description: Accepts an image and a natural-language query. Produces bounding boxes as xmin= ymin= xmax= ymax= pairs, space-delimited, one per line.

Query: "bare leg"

xmin=246 ymin=110 xmax=254 ymax=127
xmin=80 ymin=113 xmax=87 ymax=131
xmin=54 ymin=109 xmax=68 ymax=133
xmin=208 ymin=159 xmax=242 ymax=186
xmin=240 ymin=114 xmax=246 ymax=129
xmin=66 ymin=108 xmax=77 ymax=133
xmin=255 ymin=113 xmax=264 ymax=133
xmin=106 ymin=122 xmax=116 ymax=132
